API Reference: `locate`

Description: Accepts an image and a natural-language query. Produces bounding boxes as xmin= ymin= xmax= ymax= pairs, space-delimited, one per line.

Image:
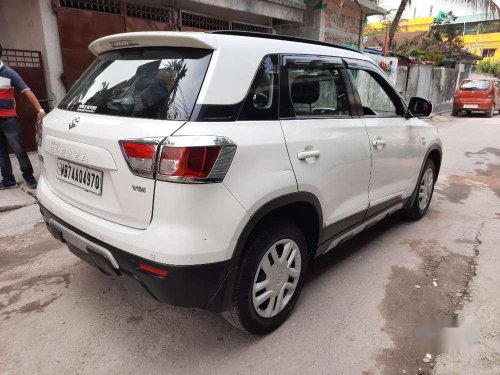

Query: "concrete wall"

xmin=39 ymin=0 xmax=66 ymax=107
xmin=322 ymin=0 xmax=361 ymax=46
xmin=275 ymin=0 xmax=365 ymax=46
xmin=188 ymin=0 xmax=304 ymax=22
xmin=274 ymin=7 xmax=322 ymax=40
xmin=405 ymin=64 xmax=461 ymax=113
xmin=0 ymin=0 xmax=65 ymax=108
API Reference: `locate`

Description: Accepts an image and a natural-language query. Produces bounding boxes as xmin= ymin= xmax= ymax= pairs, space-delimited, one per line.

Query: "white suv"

xmin=37 ymin=31 xmax=442 ymax=334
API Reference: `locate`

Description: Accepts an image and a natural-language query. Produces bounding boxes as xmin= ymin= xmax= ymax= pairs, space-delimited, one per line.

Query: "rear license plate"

xmin=56 ymin=159 xmax=103 ymax=195
xmin=463 ymin=104 xmax=478 ymax=109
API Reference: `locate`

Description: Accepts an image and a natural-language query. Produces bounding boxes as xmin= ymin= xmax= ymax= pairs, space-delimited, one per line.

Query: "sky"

xmin=370 ymin=0 xmax=500 ymax=21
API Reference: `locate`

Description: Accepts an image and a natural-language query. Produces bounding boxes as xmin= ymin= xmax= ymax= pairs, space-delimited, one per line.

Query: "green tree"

xmin=433 ymin=11 xmax=464 ymax=51
xmin=476 ymin=58 xmax=500 ymax=77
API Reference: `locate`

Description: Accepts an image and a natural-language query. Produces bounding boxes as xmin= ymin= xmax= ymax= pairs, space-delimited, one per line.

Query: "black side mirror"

xmin=408 ymin=97 xmax=433 ymax=117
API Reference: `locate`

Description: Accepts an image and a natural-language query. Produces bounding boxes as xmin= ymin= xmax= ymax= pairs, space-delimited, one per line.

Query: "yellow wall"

xmin=367 ymin=17 xmax=500 ymax=60
xmin=367 ymin=17 xmax=434 ymax=34
xmin=463 ymin=33 xmax=500 ymax=60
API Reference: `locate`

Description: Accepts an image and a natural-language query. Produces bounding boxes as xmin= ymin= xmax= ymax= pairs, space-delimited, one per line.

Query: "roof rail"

xmin=209 ymin=31 xmax=362 ymax=54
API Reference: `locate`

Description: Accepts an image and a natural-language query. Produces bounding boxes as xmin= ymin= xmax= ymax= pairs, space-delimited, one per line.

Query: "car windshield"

xmin=460 ymin=80 xmax=491 ymax=91
xmin=58 ymin=48 xmax=212 ymax=121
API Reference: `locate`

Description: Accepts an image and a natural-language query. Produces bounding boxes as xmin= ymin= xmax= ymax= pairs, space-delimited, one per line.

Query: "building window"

xmin=482 ymin=48 xmax=496 ymax=58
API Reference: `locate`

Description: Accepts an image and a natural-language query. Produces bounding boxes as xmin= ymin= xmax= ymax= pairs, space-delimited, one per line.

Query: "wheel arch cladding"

xmin=232 ymin=192 xmax=323 ymax=265
xmin=428 ymin=148 xmax=442 ymax=178
xmin=405 ymin=144 xmax=443 ymax=210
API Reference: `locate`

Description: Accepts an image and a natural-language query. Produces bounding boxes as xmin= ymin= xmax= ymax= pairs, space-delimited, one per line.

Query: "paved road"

xmin=0 ymin=114 xmax=499 ymax=374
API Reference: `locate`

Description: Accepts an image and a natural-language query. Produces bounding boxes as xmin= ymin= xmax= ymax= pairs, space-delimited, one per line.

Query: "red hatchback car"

xmin=453 ymin=78 xmax=500 ymax=117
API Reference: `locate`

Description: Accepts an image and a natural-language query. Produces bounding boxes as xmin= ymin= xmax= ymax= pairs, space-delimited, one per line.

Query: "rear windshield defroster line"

xmin=59 ymin=48 xmax=212 ymax=121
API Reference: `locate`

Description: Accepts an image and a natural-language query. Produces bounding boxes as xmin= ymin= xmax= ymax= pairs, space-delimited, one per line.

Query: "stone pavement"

xmin=0 ymin=153 xmax=39 ymax=212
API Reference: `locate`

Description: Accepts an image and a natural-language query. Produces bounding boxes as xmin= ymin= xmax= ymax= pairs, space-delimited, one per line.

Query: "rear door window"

xmin=287 ymin=67 xmax=350 ymax=117
xmin=59 ymin=48 xmax=212 ymax=121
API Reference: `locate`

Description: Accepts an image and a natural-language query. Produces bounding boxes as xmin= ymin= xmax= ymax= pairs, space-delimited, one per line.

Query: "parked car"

xmin=452 ymin=78 xmax=500 ymax=117
xmin=37 ymin=31 xmax=442 ymax=334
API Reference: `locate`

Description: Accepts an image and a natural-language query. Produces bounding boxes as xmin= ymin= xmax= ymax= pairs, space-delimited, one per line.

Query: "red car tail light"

xmin=159 ymin=146 xmax=221 ymax=179
xmin=119 ymin=138 xmax=163 ymax=178
xmin=157 ymin=136 xmax=236 ymax=183
xmin=119 ymin=136 xmax=236 ymax=183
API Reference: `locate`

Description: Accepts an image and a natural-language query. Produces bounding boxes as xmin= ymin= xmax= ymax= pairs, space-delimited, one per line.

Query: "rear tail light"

xmin=158 ymin=146 xmax=221 ymax=179
xmin=119 ymin=138 xmax=163 ymax=178
xmin=119 ymin=136 xmax=236 ymax=183
xmin=157 ymin=136 xmax=236 ymax=183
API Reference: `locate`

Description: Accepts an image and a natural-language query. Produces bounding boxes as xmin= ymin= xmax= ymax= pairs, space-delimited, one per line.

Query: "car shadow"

xmin=306 ymin=213 xmax=405 ymax=281
xmin=57 ymin=211 xmax=412 ymax=369
xmin=456 ymin=111 xmax=495 ymax=118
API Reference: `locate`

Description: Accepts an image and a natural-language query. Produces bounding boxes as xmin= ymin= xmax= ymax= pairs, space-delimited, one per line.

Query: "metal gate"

xmin=54 ymin=0 xmax=272 ymax=89
xmin=54 ymin=0 xmax=176 ymax=89
xmin=1 ymin=49 xmax=49 ymax=152
xmin=125 ymin=3 xmax=176 ymax=32
xmin=180 ymin=11 xmax=272 ymax=33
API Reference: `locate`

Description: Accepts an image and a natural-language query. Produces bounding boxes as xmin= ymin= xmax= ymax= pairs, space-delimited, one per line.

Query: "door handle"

xmin=297 ymin=150 xmax=320 ymax=160
xmin=372 ymin=138 xmax=387 ymax=147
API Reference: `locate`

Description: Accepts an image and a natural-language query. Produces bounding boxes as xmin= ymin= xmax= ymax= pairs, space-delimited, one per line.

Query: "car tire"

xmin=222 ymin=219 xmax=309 ymax=334
xmin=486 ymin=105 xmax=494 ymax=118
xmin=451 ymin=109 xmax=459 ymax=117
xmin=402 ymin=159 xmax=436 ymax=220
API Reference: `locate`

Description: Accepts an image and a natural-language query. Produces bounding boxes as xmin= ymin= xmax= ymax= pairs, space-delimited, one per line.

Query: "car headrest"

xmin=291 ymin=75 xmax=320 ymax=105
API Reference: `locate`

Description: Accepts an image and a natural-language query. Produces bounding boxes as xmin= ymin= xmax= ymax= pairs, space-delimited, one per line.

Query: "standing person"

xmin=0 ymin=42 xmax=45 ymax=189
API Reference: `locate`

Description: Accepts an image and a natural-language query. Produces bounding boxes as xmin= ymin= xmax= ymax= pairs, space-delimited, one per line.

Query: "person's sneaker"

xmin=24 ymin=175 xmax=37 ymax=189
xmin=0 ymin=178 xmax=17 ymax=190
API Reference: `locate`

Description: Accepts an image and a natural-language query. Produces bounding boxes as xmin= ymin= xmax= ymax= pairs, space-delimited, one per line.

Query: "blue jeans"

xmin=0 ymin=117 xmax=34 ymax=181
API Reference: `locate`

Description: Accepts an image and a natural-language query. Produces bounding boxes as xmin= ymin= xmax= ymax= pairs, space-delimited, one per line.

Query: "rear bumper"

xmin=453 ymin=98 xmax=493 ymax=111
xmin=39 ymin=203 xmax=238 ymax=312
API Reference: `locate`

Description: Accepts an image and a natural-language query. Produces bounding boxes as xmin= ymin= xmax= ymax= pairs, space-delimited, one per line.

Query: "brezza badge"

xmin=69 ymin=117 xmax=80 ymax=130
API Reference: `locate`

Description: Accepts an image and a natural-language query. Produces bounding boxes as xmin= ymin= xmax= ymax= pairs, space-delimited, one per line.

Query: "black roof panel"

xmin=209 ymin=31 xmax=362 ymax=55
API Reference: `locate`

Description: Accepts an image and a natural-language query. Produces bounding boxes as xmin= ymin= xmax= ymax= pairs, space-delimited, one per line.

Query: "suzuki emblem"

xmin=69 ymin=117 xmax=80 ymax=130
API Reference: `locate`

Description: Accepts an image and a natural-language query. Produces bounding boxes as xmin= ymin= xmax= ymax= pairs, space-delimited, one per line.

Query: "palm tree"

xmin=387 ymin=0 xmax=500 ymax=50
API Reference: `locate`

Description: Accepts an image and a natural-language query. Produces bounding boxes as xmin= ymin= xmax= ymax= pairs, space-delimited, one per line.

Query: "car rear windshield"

xmin=58 ymin=48 xmax=212 ymax=120
xmin=459 ymin=80 xmax=491 ymax=91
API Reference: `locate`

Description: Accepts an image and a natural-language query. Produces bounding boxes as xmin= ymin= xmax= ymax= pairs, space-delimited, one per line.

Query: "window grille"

xmin=126 ymin=3 xmax=174 ymax=23
xmin=181 ymin=12 xmax=229 ymax=30
xmin=231 ymin=22 xmax=272 ymax=34
xmin=2 ymin=49 xmax=42 ymax=68
xmin=59 ymin=0 xmax=121 ymax=14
